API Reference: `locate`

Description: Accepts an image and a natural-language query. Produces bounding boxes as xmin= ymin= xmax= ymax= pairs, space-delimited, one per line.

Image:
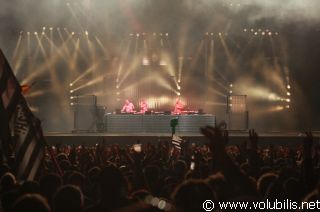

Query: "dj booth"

xmin=104 ymin=114 xmax=216 ymax=133
xmin=72 ymin=95 xmax=216 ymax=133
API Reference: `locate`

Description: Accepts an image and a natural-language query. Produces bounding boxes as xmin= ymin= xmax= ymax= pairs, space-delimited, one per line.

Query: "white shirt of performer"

xmin=139 ymin=100 xmax=148 ymax=113
xmin=174 ymin=98 xmax=184 ymax=114
xmin=121 ymin=100 xmax=135 ymax=113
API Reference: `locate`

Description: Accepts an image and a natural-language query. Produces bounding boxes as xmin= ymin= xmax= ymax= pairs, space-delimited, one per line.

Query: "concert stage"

xmin=44 ymin=131 xmax=320 ymax=147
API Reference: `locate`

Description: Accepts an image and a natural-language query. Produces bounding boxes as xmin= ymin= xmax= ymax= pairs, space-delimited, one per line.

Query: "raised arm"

xmin=201 ymin=126 xmax=257 ymax=197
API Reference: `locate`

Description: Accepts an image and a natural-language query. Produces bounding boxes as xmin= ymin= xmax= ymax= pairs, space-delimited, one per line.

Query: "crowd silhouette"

xmin=0 ymin=127 xmax=319 ymax=211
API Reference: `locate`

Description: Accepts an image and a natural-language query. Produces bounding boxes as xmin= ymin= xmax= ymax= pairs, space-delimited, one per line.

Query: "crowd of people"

xmin=0 ymin=127 xmax=319 ymax=211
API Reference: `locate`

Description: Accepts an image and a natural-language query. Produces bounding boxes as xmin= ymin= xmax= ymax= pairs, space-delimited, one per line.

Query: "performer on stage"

xmin=139 ymin=99 xmax=148 ymax=113
xmin=121 ymin=99 xmax=135 ymax=113
xmin=173 ymin=97 xmax=185 ymax=114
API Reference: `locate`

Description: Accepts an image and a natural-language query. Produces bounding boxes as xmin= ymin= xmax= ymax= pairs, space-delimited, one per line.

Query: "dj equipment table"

xmin=104 ymin=114 xmax=216 ymax=133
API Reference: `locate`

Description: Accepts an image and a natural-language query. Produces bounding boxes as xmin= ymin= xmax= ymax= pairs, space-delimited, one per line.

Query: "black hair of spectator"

xmin=0 ymin=172 xmax=16 ymax=192
xmin=20 ymin=180 xmax=40 ymax=194
xmin=39 ymin=173 xmax=62 ymax=205
xmin=53 ymin=184 xmax=84 ymax=212
xmin=171 ymin=179 xmax=216 ymax=212
xmin=12 ymin=194 xmax=51 ymax=212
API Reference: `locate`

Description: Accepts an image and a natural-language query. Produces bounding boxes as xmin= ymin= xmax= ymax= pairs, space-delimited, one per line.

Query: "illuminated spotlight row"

xmin=243 ymin=28 xmax=279 ymax=36
xmin=129 ymin=32 xmax=169 ymax=37
xmin=285 ymin=84 xmax=291 ymax=109
xmin=204 ymin=32 xmax=227 ymax=36
xmin=228 ymin=3 xmax=241 ymax=7
xmin=22 ymin=28 xmax=90 ymax=36
xmin=229 ymin=83 xmax=233 ymax=94
xmin=176 ymin=80 xmax=182 ymax=96
xmin=141 ymin=57 xmax=167 ymax=66
xmin=116 ymin=83 xmax=120 ymax=97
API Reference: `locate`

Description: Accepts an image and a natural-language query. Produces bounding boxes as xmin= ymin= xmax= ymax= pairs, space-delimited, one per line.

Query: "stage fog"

xmin=1 ymin=0 xmax=320 ymax=132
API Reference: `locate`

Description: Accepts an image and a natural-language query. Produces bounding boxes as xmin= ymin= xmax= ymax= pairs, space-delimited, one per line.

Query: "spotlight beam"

xmin=219 ymin=34 xmax=237 ymax=72
xmin=71 ymin=75 xmax=107 ymax=93
xmin=117 ymin=38 xmax=133 ymax=84
xmin=71 ymin=63 xmax=99 ymax=86
xmin=22 ymin=35 xmax=73 ymax=84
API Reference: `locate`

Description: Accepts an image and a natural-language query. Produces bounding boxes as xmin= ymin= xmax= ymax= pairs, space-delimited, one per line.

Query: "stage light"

xmin=70 ymin=96 xmax=74 ymax=100
xmin=142 ymin=57 xmax=150 ymax=66
xmin=218 ymin=32 xmax=222 ymax=36
xmin=243 ymin=28 xmax=247 ymax=32
xmin=287 ymin=85 xmax=291 ymax=89
xmin=205 ymin=32 xmax=209 ymax=36
xmin=177 ymin=85 xmax=181 ymax=90
xmin=262 ymin=32 xmax=265 ymax=35
xmin=136 ymin=33 xmax=140 ymax=37
xmin=70 ymin=102 xmax=74 ymax=106
xmin=287 ymin=92 xmax=291 ymax=96
xmin=70 ymin=90 xmax=74 ymax=93
xmin=71 ymin=32 xmax=75 ymax=35
xmin=229 ymin=84 xmax=233 ymax=87
xmin=159 ymin=60 xmax=167 ymax=66
xmin=254 ymin=32 xmax=258 ymax=35
xmin=229 ymin=96 xmax=233 ymax=100
xmin=85 ymin=30 xmax=89 ymax=36
xmin=177 ymin=92 xmax=181 ymax=96
xmin=49 ymin=27 xmax=53 ymax=31
xmin=268 ymin=32 xmax=272 ymax=36
xmin=166 ymin=33 xmax=169 ymax=36
xmin=250 ymin=29 xmax=254 ymax=32
xmin=116 ymin=85 xmax=119 ymax=89
xmin=210 ymin=33 xmax=214 ymax=36
xmin=34 ymin=32 xmax=38 ymax=35
xmin=41 ymin=32 xmax=45 ymax=35
xmin=42 ymin=27 xmax=46 ymax=30
xmin=268 ymin=93 xmax=277 ymax=101
xmin=178 ymin=80 xmax=181 ymax=83
xmin=275 ymin=106 xmax=284 ymax=111
xmin=286 ymin=105 xmax=290 ymax=109
xmin=229 ymin=90 xmax=233 ymax=94
xmin=69 ymin=83 xmax=73 ymax=87
xmin=286 ymin=98 xmax=291 ymax=102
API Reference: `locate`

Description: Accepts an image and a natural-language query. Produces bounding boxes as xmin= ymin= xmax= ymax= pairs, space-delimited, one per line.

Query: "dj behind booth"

xmin=72 ymin=95 xmax=215 ymax=133
xmin=105 ymin=99 xmax=216 ymax=134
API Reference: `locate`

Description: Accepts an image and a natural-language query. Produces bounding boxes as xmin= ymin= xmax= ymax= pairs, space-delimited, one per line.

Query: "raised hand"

xmin=200 ymin=125 xmax=228 ymax=155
